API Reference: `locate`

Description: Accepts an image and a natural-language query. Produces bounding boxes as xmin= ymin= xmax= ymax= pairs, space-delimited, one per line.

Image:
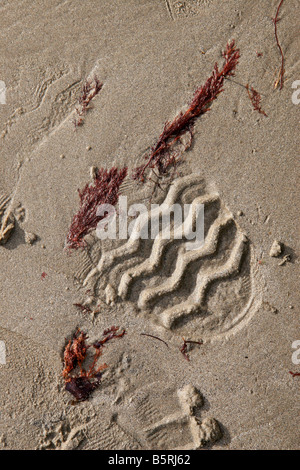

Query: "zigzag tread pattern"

xmin=82 ymin=175 xmax=255 ymax=338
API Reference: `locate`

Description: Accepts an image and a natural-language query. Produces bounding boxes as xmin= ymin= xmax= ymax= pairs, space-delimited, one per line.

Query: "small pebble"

xmin=25 ymin=232 xmax=37 ymax=245
xmin=90 ymin=166 xmax=98 ymax=179
xmin=60 ymin=154 xmax=65 ymax=159
xmin=269 ymin=240 xmax=282 ymax=258
xmin=237 ymin=210 xmax=243 ymax=216
xmin=86 ymin=146 xmax=92 ymax=151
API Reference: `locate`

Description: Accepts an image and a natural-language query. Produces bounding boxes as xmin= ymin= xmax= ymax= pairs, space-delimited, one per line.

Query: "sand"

xmin=0 ymin=0 xmax=299 ymax=450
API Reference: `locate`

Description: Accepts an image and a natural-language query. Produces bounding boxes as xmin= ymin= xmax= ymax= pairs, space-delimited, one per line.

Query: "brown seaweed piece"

xmin=63 ymin=327 xmax=126 ymax=401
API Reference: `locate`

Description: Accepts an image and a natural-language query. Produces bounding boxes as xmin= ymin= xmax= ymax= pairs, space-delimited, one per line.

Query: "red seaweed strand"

xmin=272 ymin=0 xmax=285 ymax=90
xmin=66 ymin=167 xmax=128 ymax=250
xmin=73 ymin=76 xmax=103 ymax=128
xmin=93 ymin=326 xmax=126 ymax=349
xmin=289 ymin=371 xmax=300 ymax=378
xmin=133 ymin=40 xmax=240 ymax=183
xmin=140 ymin=333 xmax=169 ymax=348
xmin=180 ymin=338 xmax=203 ymax=361
xmin=180 ymin=338 xmax=190 ymax=361
xmin=184 ymin=340 xmax=203 ymax=346
xmin=245 ymin=84 xmax=267 ymax=117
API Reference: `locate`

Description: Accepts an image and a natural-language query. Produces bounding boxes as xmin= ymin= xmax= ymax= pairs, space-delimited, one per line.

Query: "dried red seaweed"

xmin=133 ymin=40 xmax=240 ymax=183
xmin=62 ymin=329 xmax=89 ymax=379
xmin=180 ymin=338 xmax=203 ymax=361
xmin=180 ymin=338 xmax=190 ymax=361
xmin=140 ymin=333 xmax=169 ymax=348
xmin=245 ymin=84 xmax=267 ymax=117
xmin=73 ymin=76 xmax=103 ymax=128
xmin=63 ymin=326 xmax=126 ymax=401
xmin=73 ymin=303 xmax=92 ymax=314
xmin=289 ymin=371 xmax=300 ymax=378
xmin=272 ymin=0 xmax=285 ymax=89
xmin=66 ymin=167 xmax=128 ymax=250
xmin=93 ymin=326 xmax=126 ymax=349
xmin=185 ymin=340 xmax=203 ymax=346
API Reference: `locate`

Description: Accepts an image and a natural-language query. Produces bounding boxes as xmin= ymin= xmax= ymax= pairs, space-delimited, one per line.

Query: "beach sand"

xmin=0 ymin=0 xmax=299 ymax=449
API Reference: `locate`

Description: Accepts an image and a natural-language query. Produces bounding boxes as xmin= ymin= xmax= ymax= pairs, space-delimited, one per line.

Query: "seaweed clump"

xmin=73 ymin=76 xmax=103 ymax=128
xmin=63 ymin=326 xmax=126 ymax=401
xmin=132 ymin=40 xmax=240 ymax=182
xmin=66 ymin=167 xmax=128 ymax=250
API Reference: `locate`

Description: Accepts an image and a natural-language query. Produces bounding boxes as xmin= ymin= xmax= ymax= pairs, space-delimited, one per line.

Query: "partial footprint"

xmin=168 ymin=0 xmax=214 ymax=19
xmin=116 ymin=383 xmax=222 ymax=450
xmin=83 ymin=419 xmax=142 ymax=450
xmin=39 ymin=420 xmax=86 ymax=450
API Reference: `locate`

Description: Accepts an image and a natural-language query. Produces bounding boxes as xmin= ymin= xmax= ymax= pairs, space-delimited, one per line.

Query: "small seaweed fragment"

xmin=289 ymin=371 xmax=300 ymax=378
xmin=65 ymin=376 xmax=100 ymax=402
xmin=73 ymin=76 xmax=103 ymax=128
xmin=133 ymin=40 xmax=240 ymax=183
xmin=73 ymin=303 xmax=92 ymax=314
xmin=272 ymin=0 xmax=285 ymax=89
xmin=245 ymin=84 xmax=267 ymax=117
xmin=180 ymin=338 xmax=190 ymax=361
xmin=180 ymin=338 xmax=203 ymax=361
xmin=140 ymin=333 xmax=169 ymax=348
xmin=66 ymin=167 xmax=128 ymax=250
xmin=93 ymin=326 xmax=126 ymax=349
xmin=63 ymin=326 xmax=126 ymax=401
xmin=185 ymin=340 xmax=203 ymax=346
